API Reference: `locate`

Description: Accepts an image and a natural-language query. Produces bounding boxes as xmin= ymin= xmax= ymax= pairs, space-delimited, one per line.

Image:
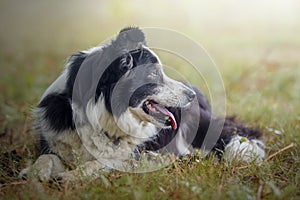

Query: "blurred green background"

xmin=1 ymin=0 xmax=299 ymax=94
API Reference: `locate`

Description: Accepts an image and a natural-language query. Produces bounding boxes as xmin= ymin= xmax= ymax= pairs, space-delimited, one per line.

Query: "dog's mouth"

xmin=142 ymin=100 xmax=177 ymax=130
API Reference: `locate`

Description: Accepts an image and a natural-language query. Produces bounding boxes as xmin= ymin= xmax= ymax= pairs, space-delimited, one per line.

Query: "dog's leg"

xmin=19 ymin=154 xmax=65 ymax=181
xmin=57 ymin=160 xmax=109 ymax=182
xmin=20 ymin=156 xmax=109 ymax=182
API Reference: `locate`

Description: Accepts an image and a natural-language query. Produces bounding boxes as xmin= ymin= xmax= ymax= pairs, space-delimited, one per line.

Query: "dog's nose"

xmin=184 ymin=89 xmax=196 ymax=102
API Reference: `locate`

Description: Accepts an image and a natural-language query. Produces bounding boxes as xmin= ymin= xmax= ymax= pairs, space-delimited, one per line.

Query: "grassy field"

xmin=1 ymin=1 xmax=300 ymax=199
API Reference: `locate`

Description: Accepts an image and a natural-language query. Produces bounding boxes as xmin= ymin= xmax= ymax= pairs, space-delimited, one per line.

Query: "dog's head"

xmin=71 ymin=27 xmax=196 ymax=134
xmin=107 ymin=28 xmax=196 ymax=130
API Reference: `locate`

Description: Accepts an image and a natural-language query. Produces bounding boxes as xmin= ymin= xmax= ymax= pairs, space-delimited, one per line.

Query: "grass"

xmin=1 ymin=1 xmax=300 ymax=199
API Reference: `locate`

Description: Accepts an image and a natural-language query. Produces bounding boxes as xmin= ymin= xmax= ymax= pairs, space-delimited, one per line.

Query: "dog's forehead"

xmin=129 ymin=45 xmax=161 ymax=66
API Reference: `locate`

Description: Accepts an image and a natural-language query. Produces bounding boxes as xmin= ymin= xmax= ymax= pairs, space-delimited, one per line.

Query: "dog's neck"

xmin=84 ymin=97 xmax=157 ymax=147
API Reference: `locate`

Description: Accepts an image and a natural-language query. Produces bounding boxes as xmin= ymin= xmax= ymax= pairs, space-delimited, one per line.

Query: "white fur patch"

xmin=71 ymin=97 xmax=158 ymax=169
xmin=175 ymin=131 xmax=191 ymax=155
xmin=224 ymin=135 xmax=265 ymax=163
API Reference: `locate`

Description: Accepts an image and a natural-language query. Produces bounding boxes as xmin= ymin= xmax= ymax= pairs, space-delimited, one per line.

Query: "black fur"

xmin=65 ymin=51 xmax=87 ymax=98
xmin=38 ymin=93 xmax=75 ymax=132
xmin=39 ymin=28 xmax=158 ymax=134
xmin=38 ymin=30 xmax=160 ymax=134
xmin=129 ymin=83 xmax=158 ymax=107
xmin=95 ymin=48 xmax=160 ymax=114
xmin=39 ymin=134 xmax=52 ymax=154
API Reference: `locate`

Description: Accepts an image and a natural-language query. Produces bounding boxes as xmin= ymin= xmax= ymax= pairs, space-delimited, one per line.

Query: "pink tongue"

xmin=152 ymin=104 xmax=177 ymax=130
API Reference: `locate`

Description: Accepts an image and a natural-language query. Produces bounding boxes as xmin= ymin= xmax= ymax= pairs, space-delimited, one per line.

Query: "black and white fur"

xmin=20 ymin=27 xmax=265 ymax=181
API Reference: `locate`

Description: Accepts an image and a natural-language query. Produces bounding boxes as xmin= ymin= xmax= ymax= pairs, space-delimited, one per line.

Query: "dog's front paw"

xmin=224 ymin=135 xmax=265 ymax=163
xmin=19 ymin=154 xmax=65 ymax=181
xmin=55 ymin=160 xmax=108 ymax=183
xmin=55 ymin=171 xmax=77 ymax=184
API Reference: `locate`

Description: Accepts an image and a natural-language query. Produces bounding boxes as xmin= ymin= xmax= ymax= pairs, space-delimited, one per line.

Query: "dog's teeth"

xmin=165 ymin=117 xmax=171 ymax=122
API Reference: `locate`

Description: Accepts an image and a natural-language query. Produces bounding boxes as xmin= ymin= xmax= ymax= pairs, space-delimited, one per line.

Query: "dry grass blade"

xmin=265 ymin=143 xmax=295 ymax=162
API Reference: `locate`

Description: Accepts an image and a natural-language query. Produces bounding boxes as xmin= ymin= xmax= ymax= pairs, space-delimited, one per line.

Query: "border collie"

xmin=20 ymin=27 xmax=265 ymax=181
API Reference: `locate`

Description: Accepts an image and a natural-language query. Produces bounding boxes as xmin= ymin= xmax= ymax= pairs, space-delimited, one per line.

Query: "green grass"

xmin=1 ymin=1 xmax=300 ymax=199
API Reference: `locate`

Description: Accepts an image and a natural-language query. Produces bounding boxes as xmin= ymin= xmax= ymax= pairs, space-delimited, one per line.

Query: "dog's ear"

xmin=119 ymin=27 xmax=145 ymax=42
xmin=113 ymin=27 xmax=147 ymax=51
xmin=119 ymin=53 xmax=133 ymax=73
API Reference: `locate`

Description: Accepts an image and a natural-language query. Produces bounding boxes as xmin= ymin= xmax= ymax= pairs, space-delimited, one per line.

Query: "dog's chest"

xmin=78 ymin=126 xmax=136 ymax=160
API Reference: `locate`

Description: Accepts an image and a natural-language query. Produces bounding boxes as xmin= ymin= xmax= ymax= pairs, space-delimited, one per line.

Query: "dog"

xmin=20 ymin=27 xmax=265 ymax=181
